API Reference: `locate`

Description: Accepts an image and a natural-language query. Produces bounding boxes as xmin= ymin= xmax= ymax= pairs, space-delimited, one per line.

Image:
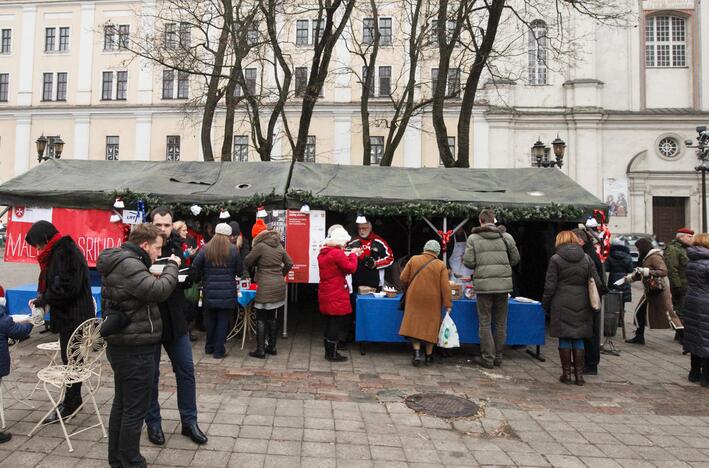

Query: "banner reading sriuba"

xmin=4 ymin=207 xmax=124 ymax=267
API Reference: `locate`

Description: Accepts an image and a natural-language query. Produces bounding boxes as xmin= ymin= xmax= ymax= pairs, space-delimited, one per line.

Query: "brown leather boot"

xmin=572 ymin=348 xmax=585 ymax=386
xmin=558 ymin=348 xmax=573 ymax=384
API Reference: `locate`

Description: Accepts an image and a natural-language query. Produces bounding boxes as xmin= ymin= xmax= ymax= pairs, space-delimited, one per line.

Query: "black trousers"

xmin=59 ymin=328 xmax=82 ymax=409
xmin=324 ymin=314 xmax=350 ymax=342
xmin=107 ymin=346 xmax=156 ymax=468
xmin=635 ymin=302 xmax=647 ymax=334
xmin=583 ymin=311 xmax=600 ymax=369
xmin=255 ymin=307 xmax=280 ymax=322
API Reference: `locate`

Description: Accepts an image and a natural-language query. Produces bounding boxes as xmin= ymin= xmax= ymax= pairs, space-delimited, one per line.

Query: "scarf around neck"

xmin=36 ymin=233 xmax=62 ymax=294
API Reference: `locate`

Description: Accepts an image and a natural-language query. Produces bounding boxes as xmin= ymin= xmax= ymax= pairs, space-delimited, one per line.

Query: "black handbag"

xmin=399 ymin=257 xmax=437 ymax=311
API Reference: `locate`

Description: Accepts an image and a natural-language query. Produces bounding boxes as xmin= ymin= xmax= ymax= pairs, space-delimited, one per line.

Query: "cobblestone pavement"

xmin=1 ymin=259 xmax=709 ymax=467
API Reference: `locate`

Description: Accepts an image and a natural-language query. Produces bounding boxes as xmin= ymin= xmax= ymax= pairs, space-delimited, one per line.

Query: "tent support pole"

xmin=443 ymin=217 xmax=447 ymax=264
xmin=282 ymin=284 xmax=289 ymax=338
xmin=407 ymin=215 xmax=412 ymax=257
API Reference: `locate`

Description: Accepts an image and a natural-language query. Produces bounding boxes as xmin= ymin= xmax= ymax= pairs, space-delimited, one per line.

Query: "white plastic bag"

xmin=438 ymin=311 xmax=460 ymax=348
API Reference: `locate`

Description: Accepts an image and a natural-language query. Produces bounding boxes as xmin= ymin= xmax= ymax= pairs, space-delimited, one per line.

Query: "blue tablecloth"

xmin=6 ymin=284 xmax=103 ymax=317
xmin=356 ymin=294 xmax=545 ymax=345
xmin=238 ymin=289 xmax=257 ymax=307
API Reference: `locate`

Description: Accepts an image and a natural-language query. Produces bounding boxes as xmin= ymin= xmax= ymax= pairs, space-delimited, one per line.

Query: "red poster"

xmin=285 ymin=210 xmax=310 ymax=283
xmin=4 ymin=206 xmax=125 ymax=267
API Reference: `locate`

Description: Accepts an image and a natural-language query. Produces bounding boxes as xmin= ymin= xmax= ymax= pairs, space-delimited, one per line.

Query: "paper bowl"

xmin=149 ymin=264 xmax=166 ymax=275
xmin=178 ymin=275 xmax=187 ymax=283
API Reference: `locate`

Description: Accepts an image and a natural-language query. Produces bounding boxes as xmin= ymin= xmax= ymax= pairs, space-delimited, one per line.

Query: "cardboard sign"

xmin=285 ymin=210 xmax=326 ymax=283
xmin=4 ymin=206 xmax=125 ymax=267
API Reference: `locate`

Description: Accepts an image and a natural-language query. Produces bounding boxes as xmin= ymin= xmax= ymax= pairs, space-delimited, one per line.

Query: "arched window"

xmin=646 ymin=15 xmax=687 ymax=67
xmin=528 ymin=20 xmax=548 ymax=85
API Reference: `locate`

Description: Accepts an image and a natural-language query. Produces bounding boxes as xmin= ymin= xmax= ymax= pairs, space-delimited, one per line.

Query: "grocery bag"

xmin=437 ymin=311 xmax=460 ymax=348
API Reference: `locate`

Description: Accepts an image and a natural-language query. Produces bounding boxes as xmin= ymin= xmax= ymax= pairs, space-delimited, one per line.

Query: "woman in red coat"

xmin=318 ymin=226 xmax=361 ymax=362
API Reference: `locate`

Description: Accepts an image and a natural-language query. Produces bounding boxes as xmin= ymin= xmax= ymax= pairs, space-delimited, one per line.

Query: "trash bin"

xmin=603 ymin=291 xmax=623 ymax=337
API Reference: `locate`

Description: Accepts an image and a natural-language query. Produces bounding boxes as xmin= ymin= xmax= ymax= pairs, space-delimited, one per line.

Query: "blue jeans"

xmin=558 ymin=338 xmax=585 ymax=350
xmin=145 ymin=333 xmax=197 ymax=428
xmin=204 ymin=308 xmax=231 ymax=357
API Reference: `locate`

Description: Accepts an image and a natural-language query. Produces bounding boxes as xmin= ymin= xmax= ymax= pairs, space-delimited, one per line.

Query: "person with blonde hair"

xmin=542 ymin=230 xmax=602 ymax=385
xmin=190 ymin=223 xmax=243 ymax=359
xmin=682 ymin=233 xmax=709 ymax=386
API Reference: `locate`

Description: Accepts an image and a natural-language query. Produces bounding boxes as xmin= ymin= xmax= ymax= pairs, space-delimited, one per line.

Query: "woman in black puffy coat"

xmin=190 ymin=223 xmax=243 ymax=359
xmin=606 ymin=240 xmax=634 ymax=304
xmin=682 ymin=233 xmax=709 ymax=387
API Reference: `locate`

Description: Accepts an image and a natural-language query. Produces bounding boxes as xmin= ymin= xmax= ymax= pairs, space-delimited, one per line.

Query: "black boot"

xmin=701 ymin=359 xmax=709 ymax=388
xmin=689 ymin=354 xmax=701 ymax=383
xmin=249 ymin=320 xmax=266 ymax=359
xmin=625 ymin=330 xmax=645 ymax=345
xmin=425 ymin=352 xmax=434 ymax=366
xmin=325 ymin=339 xmax=348 ymax=362
xmin=265 ymin=319 xmax=278 ymax=355
xmin=412 ymin=349 xmax=422 ymax=367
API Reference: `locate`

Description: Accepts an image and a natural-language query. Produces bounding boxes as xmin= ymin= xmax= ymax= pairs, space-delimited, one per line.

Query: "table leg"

xmin=359 ymin=342 xmax=366 ymax=355
xmin=525 ymin=345 xmax=546 ymax=362
xmin=241 ymin=305 xmax=251 ymax=350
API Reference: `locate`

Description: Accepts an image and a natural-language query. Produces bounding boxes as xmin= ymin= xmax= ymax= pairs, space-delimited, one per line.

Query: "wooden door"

xmin=652 ymin=197 xmax=687 ymax=243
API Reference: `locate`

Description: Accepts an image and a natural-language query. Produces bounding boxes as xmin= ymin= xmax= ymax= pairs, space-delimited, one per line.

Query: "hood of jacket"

xmin=556 ymin=243 xmax=585 ymax=263
xmin=253 ymin=230 xmax=280 ymax=248
xmin=471 ymin=224 xmax=503 ymax=240
xmin=97 ymin=242 xmax=149 ymax=277
xmin=688 ymin=246 xmax=709 ymax=261
xmin=610 ymin=244 xmax=631 ymax=258
xmin=319 ymin=245 xmax=342 ymax=257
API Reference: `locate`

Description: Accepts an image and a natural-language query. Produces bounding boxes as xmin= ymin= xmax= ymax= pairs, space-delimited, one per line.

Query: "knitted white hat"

xmin=328 ymin=227 xmax=351 ymax=246
xmin=215 ymin=223 xmax=232 ymax=236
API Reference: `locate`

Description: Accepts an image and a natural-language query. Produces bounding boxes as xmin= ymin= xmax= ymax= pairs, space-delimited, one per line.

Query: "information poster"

xmin=4 ymin=206 xmax=125 ymax=267
xmin=285 ymin=210 xmax=326 ymax=283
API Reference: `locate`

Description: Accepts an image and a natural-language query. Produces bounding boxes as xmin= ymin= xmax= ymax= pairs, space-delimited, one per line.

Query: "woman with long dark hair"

xmin=625 ymin=238 xmax=675 ymax=345
xmin=190 ymin=223 xmax=243 ymax=358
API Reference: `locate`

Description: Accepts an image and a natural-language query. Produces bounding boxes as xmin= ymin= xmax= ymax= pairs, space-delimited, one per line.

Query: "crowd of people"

xmin=1 ymin=206 xmax=707 ymax=465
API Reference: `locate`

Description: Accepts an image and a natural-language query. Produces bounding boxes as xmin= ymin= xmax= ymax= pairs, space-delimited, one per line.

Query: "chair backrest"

xmin=66 ymin=318 xmax=105 ymax=372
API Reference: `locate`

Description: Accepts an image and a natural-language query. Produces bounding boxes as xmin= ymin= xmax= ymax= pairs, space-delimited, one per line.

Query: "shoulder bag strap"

xmin=407 ymin=257 xmax=437 ymax=289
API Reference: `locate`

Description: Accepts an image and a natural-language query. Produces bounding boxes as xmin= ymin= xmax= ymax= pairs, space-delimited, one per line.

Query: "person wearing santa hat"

xmin=665 ymin=227 xmax=695 ymax=341
xmin=0 ymin=285 xmax=34 ymax=443
xmin=347 ymin=216 xmax=394 ymax=292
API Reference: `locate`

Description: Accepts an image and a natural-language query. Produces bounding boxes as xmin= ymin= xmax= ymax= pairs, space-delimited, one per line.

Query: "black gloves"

xmin=363 ymin=256 xmax=376 ymax=270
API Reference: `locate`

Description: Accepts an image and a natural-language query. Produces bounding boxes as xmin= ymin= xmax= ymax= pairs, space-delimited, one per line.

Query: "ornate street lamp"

xmin=685 ymin=126 xmax=709 ymax=231
xmin=531 ymin=135 xmax=565 ymax=168
xmin=35 ymin=134 xmax=47 ymax=162
xmin=36 ymin=134 xmax=64 ymax=162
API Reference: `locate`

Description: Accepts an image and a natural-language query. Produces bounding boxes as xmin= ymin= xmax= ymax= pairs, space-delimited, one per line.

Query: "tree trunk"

xmin=220 ymin=67 xmax=240 ymax=161
xmin=200 ymin=19 xmax=230 ymax=162
xmin=360 ymin=0 xmax=380 ymax=166
xmin=456 ymin=0 xmax=504 ymax=168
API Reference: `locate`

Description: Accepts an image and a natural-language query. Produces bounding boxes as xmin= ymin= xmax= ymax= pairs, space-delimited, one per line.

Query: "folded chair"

xmin=28 ymin=318 xmax=107 ymax=452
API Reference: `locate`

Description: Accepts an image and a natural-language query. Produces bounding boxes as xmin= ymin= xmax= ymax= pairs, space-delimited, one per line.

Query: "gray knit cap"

xmin=423 ymin=239 xmax=441 ymax=255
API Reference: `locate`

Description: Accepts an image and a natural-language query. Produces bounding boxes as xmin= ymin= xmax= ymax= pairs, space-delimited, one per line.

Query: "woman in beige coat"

xmin=399 ymin=240 xmax=452 ymax=366
xmin=626 ymin=238 xmax=677 ymax=345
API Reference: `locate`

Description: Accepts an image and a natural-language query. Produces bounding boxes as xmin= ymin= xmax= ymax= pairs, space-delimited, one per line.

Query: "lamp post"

xmin=685 ymin=126 xmax=709 ymax=232
xmin=531 ymin=135 xmax=566 ymax=168
xmin=36 ymin=134 xmax=64 ymax=162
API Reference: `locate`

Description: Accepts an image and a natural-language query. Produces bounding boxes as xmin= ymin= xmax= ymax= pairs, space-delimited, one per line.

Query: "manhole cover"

xmin=404 ymin=393 xmax=479 ymax=418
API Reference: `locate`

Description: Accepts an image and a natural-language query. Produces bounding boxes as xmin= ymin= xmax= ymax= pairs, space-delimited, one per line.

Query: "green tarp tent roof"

xmin=0 ymin=160 xmax=604 ymax=218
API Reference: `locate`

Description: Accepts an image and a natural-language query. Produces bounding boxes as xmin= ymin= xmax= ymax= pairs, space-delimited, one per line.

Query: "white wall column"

xmin=572 ymin=117 xmax=603 ymax=197
xmin=17 ymin=6 xmax=37 ymax=106
xmin=333 ymin=115 xmax=351 ymax=164
xmin=135 ymin=114 xmax=152 ymax=160
xmin=14 ymin=117 xmax=31 ymax=176
xmin=76 ymin=4 xmax=96 ymax=105
xmin=472 ymin=109 xmax=490 ymax=168
xmin=73 ymin=116 xmax=91 ymax=159
xmin=403 ymin=115 xmax=422 ymax=167
xmin=137 ymin=2 xmax=156 ymax=104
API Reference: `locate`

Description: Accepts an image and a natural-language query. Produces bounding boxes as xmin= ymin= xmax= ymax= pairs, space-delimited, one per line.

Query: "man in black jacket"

xmin=98 ymin=223 xmax=180 ymax=468
xmin=26 ymin=221 xmax=95 ymax=424
xmin=145 ymin=207 xmax=207 ymax=446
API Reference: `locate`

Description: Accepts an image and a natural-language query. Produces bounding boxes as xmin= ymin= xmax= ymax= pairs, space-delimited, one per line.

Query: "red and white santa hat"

xmin=0 ymin=285 xmax=5 ymax=307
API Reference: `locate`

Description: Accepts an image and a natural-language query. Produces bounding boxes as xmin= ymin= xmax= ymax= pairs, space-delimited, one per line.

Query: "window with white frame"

xmin=528 ymin=20 xmax=548 ymax=85
xmin=162 ymin=69 xmax=188 ymax=99
xmin=431 ymin=19 xmax=457 ymax=47
xmin=102 ymin=72 xmax=113 ymax=100
xmin=119 ymin=25 xmax=130 ymax=49
xmin=363 ymin=17 xmax=392 ymax=46
xmin=234 ymin=135 xmax=248 ymax=161
xmin=106 ymin=136 xmax=119 ymax=160
xmin=247 ymin=23 xmax=259 ymax=45
xmin=59 ymin=27 xmax=69 ymax=51
xmin=244 ymin=68 xmax=257 ymax=95
xmin=370 ymin=136 xmax=384 ymax=165
xmin=312 ymin=18 xmax=325 ymax=44
xmin=102 ymin=71 xmax=128 ymax=100
xmin=296 ymin=20 xmax=309 ymax=45
xmin=0 ymin=74 xmax=8 ymax=102
xmin=363 ymin=18 xmax=375 ymax=45
xmin=378 ymin=66 xmax=391 ymax=97
xmin=1 ymin=29 xmax=11 ymax=54
xmin=42 ymin=72 xmax=67 ymax=101
xmin=104 ymin=24 xmax=130 ymax=51
xmin=179 ymin=22 xmax=191 ymax=48
xmin=431 ymin=68 xmax=460 ymax=96
xmin=45 ymin=26 xmax=70 ymax=52
xmin=44 ymin=28 xmax=55 ymax=52
xmin=164 ymin=23 xmax=177 ymax=49
xmin=305 ymin=135 xmax=316 ymax=162
xmin=116 ymin=71 xmax=128 ymax=99
xmin=166 ymin=135 xmax=180 ymax=161
xmin=295 ymin=67 xmax=308 ymax=97
xmin=646 ymin=15 xmax=687 ymax=67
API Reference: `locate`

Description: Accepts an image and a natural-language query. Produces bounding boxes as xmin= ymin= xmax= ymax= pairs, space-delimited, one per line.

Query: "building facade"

xmin=0 ymin=0 xmax=707 ymax=240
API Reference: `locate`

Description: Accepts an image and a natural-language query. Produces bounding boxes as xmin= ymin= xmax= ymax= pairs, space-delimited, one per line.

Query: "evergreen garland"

xmin=110 ymin=189 xmax=281 ymax=218
xmin=288 ymin=190 xmax=590 ymax=222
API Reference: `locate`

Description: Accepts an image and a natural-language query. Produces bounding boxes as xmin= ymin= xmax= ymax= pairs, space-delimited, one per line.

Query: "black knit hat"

xmin=25 ymin=221 xmax=59 ymax=247
xmin=229 ymin=221 xmax=241 ymax=236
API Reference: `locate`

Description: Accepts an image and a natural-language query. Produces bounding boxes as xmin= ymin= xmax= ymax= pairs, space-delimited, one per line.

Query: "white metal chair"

xmin=28 ymin=318 xmax=107 ymax=452
xmin=26 ymin=340 xmax=62 ymax=401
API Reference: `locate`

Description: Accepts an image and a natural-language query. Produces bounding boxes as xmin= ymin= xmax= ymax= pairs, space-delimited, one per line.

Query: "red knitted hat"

xmin=251 ymin=219 xmax=267 ymax=239
xmin=677 ymin=227 xmax=695 ymax=235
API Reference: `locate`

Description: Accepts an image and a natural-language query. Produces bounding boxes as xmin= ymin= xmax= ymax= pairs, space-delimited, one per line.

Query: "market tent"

xmin=0 ymin=160 xmax=291 ymax=209
xmin=288 ymin=163 xmax=605 ymax=215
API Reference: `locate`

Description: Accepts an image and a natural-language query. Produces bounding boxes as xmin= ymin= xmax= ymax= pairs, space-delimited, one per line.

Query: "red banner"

xmin=285 ymin=209 xmax=326 ymax=283
xmin=4 ymin=207 xmax=125 ymax=267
